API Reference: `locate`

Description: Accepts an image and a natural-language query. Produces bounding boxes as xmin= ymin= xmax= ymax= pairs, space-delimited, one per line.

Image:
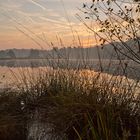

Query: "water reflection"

xmin=0 ymin=59 xmax=48 ymax=67
xmin=0 ymin=65 xmax=139 ymax=140
xmin=0 ymin=59 xmax=139 ymax=80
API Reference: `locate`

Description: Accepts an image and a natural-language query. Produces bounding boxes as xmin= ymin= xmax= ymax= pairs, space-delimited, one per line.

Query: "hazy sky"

xmin=0 ymin=0 xmax=94 ymax=50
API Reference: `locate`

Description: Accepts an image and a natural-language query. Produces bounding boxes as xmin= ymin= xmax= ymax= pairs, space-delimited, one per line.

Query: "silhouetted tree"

xmin=28 ymin=49 xmax=40 ymax=59
xmin=7 ymin=50 xmax=16 ymax=59
xmin=80 ymin=0 xmax=140 ymax=64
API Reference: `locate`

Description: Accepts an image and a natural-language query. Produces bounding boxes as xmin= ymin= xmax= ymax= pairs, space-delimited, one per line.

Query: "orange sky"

xmin=0 ymin=0 xmax=98 ymax=50
xmin=0 ymin=0 xmax=136 ymax=50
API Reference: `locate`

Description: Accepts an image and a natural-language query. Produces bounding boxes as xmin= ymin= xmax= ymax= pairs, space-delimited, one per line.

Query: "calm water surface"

xmin=0 ymin=59 xmax=139 ymax=92
xmin=0 ymin=60 xmax=139 ymax=140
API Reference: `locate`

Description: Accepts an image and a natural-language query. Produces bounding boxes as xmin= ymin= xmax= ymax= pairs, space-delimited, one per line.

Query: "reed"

xmin=3 ymin=68 xmax=138 ymax=140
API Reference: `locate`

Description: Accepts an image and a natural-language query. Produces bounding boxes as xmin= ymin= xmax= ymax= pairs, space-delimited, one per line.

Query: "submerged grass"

xmin=0 ymin=68 xmax=140 ymax=140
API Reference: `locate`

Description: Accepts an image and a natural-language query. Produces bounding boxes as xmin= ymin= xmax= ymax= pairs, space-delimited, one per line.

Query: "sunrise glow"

xmin=0 ymin=0 xmax=95 ymax=50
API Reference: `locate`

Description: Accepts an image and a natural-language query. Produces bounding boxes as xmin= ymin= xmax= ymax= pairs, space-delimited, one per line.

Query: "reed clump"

xmin=18 ymin=69 xmax=140 ymax=140
xmin=0 ymin=91 xmax=28 ymax=140
xmin=0 ymin=69 xmax=139 ymax=140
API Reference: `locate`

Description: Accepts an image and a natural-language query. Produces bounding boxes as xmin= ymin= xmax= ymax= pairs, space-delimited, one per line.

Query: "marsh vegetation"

xmin=0 ymin=0 xmax=140 ymax=140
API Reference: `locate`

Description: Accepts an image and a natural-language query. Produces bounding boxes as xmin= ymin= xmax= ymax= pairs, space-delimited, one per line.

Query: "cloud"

xmin=0 ymin=0 xmax=90 ymax=49
xmin=28 ymin=0 xmax=46 ymax=10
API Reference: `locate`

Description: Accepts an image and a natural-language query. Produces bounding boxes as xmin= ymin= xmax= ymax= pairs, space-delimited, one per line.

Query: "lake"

xmin=0 ymin=59 xmax=139 ymax=139
xmin=0 ymin=59 xmax=139 ymax=94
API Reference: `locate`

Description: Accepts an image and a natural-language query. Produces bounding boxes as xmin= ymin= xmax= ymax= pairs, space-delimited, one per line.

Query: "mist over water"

xmin=0 ymin=59 xmax=139 ymax=81
xmin=0 ymin=60 xmax=139 ymax=94
xmin=0 ymin=59 xmax=139 ymax=139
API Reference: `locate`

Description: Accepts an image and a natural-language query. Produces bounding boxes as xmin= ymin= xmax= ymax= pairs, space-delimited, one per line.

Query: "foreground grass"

xmin=0 ymin=91 xmax=28 ymax=140
xmin=0 ymin=69 xmax=140 ymax=140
